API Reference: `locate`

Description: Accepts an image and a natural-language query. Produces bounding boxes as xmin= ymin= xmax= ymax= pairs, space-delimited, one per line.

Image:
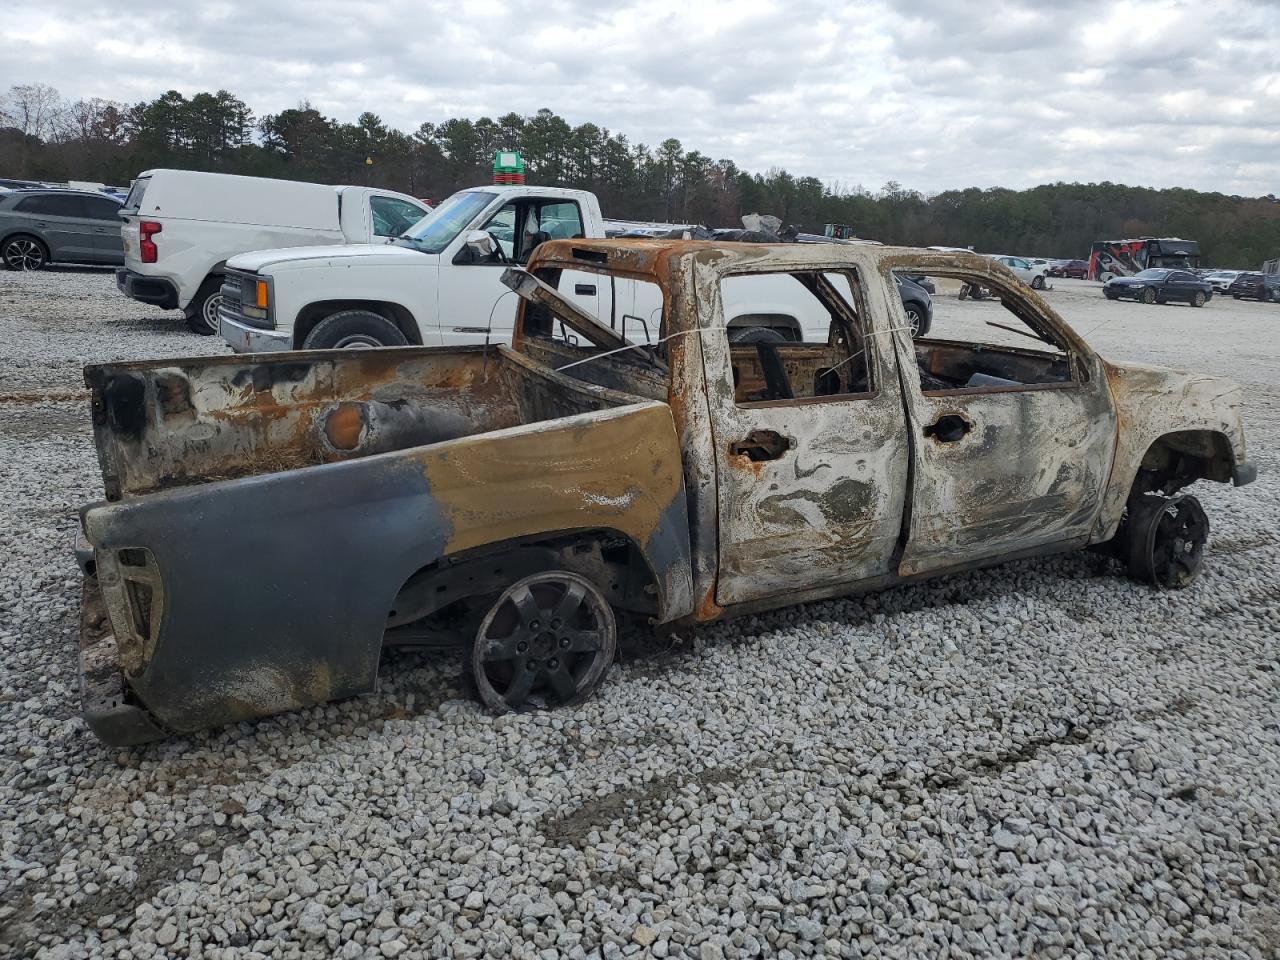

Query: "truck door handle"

xmin=574 ymin=284 xmax=596 ymax=296
xmin=730 ymin=429 xmax=792 ymax=462
xmin=924 ymin=414 xmax=972 ymax=443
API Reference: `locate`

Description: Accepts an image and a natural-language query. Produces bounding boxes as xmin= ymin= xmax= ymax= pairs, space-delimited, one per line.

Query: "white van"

xmin=116 ymin=169 xmax=430 ymax=334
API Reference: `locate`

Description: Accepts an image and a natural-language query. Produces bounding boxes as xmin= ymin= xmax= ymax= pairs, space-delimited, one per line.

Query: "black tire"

xmin=1125 ymin=494 xmax=1208 ymax=589
xmin=302 ymin=310 xmax=409 ymax=349
xmin=1031 ymin=275 xmax=1045 ymax=290
xmin=470 ymin=570 xmax=616 ymax=713
xmin=1141 ymin=288 xmax=1158 ymax=305
xmin=184 ymin=277 xmax=224 ymax=335
xmin=2 ymin=234 xmax=49 ymax=271
xmin=1232 ymin=293 xmax=1241 ymax=300
xmin=728 ymin=325 xmax=788 ymax=344
xmin=1191 ymin=291 xmax=1206 ymax=308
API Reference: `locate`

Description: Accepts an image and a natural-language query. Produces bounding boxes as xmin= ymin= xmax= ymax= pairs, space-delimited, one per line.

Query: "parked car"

xmin=894 ymin=273 xmax=933 ymax=336
xmin=899 ymin=273 xmax=936 ymax=294
xmin=74 ymin=242 xmax=1254 ymax=744
xmin=0 ymin=189 xmax=123 ymax=270
xmin=219 ymin=184 xmax=934 ymax=353
xmin=1103 ymin=268 xmax=1212 ymax=306
xmin=1049 ymin=259 xmax=1089 ymax=279
xmin=1204 ymin=270 xmax=1241 ymax=293
xmin=987 ymin=254 xmax=1049 ymax=289
xmin=116 ymin=169 xmax=431 ymax=335
xmin=1228 ymin=272 xmax=1277 ymax=302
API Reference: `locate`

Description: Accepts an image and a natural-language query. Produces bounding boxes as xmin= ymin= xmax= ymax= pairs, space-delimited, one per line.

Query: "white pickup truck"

xmin=116 ymin=169 xmax=431 ymax=335
xmin=218 ymin=185 xmax=861 ymax=352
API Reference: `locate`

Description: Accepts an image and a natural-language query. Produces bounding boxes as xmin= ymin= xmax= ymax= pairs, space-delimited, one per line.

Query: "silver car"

xmin=0 ymin=189 xmax=124 ymax=270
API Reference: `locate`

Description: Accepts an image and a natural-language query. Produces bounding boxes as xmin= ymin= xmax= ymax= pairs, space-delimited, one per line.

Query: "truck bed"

xmin=86 ymin=344 xmax=633 ymax=499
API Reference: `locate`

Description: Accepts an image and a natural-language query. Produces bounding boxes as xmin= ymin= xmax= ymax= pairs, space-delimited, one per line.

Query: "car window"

xmin=370 ymin=195 xmax=427 ymax=237
xmin=481 ymin=203 xmax=517 ymax=259
xmin=121 ymin=176 xmax=150 ymax=214
xmin=898 ymin=267 xmax=1076 ymax=394
xmin=719 ymin=269 xmax=875 ymax=406
xmin=14 ymin=195 xmax=65 ymax=215
xmin=84 ymin=196 xmax=122 ymax=221
xmin=536 ymin=201 xmax=584 ymax=241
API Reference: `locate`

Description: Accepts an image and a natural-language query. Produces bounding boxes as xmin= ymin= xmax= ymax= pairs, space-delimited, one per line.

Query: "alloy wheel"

xmin=472 ymin=571 xmax=616 ymax=712
xmin=3 ymin=238 xmax=45 ymax=270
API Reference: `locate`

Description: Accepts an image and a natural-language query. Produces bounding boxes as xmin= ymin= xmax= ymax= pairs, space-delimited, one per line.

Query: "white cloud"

xmin=1 ymin=0 xmax=1277 ymax=195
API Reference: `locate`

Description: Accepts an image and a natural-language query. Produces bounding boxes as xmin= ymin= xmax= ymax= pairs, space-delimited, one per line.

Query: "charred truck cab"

xmin=76 ymin=241 xmax=1255 ymax=745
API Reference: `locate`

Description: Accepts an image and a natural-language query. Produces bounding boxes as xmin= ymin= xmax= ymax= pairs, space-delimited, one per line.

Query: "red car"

xmin=1049 ymin=259 xmax=1089 ymax=279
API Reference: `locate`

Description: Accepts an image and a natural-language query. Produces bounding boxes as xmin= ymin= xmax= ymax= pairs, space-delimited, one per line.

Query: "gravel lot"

xmin=1 ymin=269 xmax=1278 ymax=959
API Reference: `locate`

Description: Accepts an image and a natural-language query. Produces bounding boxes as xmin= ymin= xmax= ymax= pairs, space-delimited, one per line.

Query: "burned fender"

xmin=1094 ymin=360 xmax=1250 ymax=541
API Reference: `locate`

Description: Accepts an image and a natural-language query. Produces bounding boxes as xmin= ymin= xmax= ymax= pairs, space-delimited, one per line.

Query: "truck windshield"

xmin=396 ymin=190 xmax=495 ymax=254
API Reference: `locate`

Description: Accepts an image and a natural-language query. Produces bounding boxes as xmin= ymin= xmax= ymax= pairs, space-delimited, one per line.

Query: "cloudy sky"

xmin=3 ymin=0 xmax=1278 ymax=195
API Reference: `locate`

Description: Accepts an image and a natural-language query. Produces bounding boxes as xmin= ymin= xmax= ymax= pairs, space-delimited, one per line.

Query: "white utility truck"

xmin=115 ymin=169 xmax=431 ymax=335
xmin=217 ymin=185 xmax=848 ymax=352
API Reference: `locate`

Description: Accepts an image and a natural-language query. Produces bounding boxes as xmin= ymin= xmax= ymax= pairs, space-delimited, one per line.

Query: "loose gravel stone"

xmin=1 ymin=269 xmax=1278 ymax=960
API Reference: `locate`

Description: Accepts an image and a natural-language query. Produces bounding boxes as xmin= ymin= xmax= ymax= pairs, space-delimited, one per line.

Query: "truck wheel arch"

xmin=294 ymin=300 xmax=424 ymax=348
xmin=1133 ymin=429 xmax=1236 ymax=495
xmin=384 ymin=529 xmax=663 ymax=637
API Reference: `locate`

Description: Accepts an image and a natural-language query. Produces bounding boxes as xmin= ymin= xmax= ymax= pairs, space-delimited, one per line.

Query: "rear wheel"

xmin=184 ymin=277 xmax=224 ymax=335
xmin=2 ymin=234 xmax=48 ymax=271
xmin=302 ymin=310 xmax=409 ymax=349
xmin=470 ymin=571 xmax=616 ymax=712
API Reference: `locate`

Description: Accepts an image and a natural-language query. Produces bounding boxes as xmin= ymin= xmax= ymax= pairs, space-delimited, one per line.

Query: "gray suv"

xmin=0 ymin=189 xmax=124 ymax=270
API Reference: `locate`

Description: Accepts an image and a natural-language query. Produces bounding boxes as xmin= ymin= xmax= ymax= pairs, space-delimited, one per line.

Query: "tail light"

xmin=139 ymin=221 xmax=162 ymax=263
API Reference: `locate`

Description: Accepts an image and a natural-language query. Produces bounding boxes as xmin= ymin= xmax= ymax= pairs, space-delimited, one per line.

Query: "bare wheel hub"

xmin=472 ymin=571 xmax=617 ymax=712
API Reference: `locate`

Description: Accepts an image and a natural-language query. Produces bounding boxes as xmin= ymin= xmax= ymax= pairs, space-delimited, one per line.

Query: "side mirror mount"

xmin=465 ymin=230 xmax=495 ymax=257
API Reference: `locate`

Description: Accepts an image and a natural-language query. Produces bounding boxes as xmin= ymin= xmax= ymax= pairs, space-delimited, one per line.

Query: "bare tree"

xmin=2 ymin=83 xmax=65 ymax=140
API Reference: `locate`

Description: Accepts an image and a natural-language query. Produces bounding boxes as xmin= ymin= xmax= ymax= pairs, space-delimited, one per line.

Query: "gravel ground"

xmin=1 ymin=269 xmax=1278 ymax=959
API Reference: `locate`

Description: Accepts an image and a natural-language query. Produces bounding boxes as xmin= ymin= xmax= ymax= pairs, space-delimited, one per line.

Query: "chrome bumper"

xmin=219 ymin=311 xmax=292 ymax=354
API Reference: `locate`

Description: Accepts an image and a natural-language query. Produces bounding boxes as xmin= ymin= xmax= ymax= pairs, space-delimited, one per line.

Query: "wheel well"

xmin=293 ymin=300 xmax=423 ymax=348
xmin=386 ymin=529 xmax=660 ymax=630
xmin=727 ymin=313 xmax=802 ymax=341
xmin=1133 ymin=430 xmax=1235 ymax=495
xmin=2 ymin=232 xmax=50 ymax=254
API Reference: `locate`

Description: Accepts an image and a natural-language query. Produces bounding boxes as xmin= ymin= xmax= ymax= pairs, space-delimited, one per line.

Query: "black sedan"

xmin=1103 ymin=268 xmax=1212 ymax=307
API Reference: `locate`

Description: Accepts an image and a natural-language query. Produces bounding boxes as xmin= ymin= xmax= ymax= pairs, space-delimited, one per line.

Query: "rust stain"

xmin=324 ymin=401 xmax=365 ymax=450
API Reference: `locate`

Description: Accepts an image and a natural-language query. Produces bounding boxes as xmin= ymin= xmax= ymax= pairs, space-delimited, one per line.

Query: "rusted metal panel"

xmin=1093 ymin=359 xmax=1247 ymax=540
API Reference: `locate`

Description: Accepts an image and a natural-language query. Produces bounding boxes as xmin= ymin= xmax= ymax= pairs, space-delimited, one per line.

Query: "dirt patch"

xmin=0 ymin=405 xmax=88 ymax=440
xmin=0 ymin=821 xmax=245 ymax=951
xmin=538 ymin=762 xmax=765 ymax=851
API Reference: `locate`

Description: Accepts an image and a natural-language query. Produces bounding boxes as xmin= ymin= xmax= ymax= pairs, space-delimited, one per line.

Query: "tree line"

xmin=3 ymin=83 xmax=1278 ymax=267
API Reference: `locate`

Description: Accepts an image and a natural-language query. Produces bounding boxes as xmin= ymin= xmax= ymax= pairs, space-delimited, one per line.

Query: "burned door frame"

xmin=695 ymin=254 xmax=912 ymax=607
xmin=876 ymin=258 xmax=1118 ymax=576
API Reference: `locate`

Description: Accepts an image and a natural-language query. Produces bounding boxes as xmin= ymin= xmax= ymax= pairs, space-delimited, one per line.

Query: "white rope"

xmin=554 ymin=318 xmax=915 ymax=374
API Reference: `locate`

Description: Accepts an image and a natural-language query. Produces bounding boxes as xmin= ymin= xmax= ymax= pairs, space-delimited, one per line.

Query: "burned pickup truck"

xmin=76 ymin=241 xmax=1255 ymax=745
